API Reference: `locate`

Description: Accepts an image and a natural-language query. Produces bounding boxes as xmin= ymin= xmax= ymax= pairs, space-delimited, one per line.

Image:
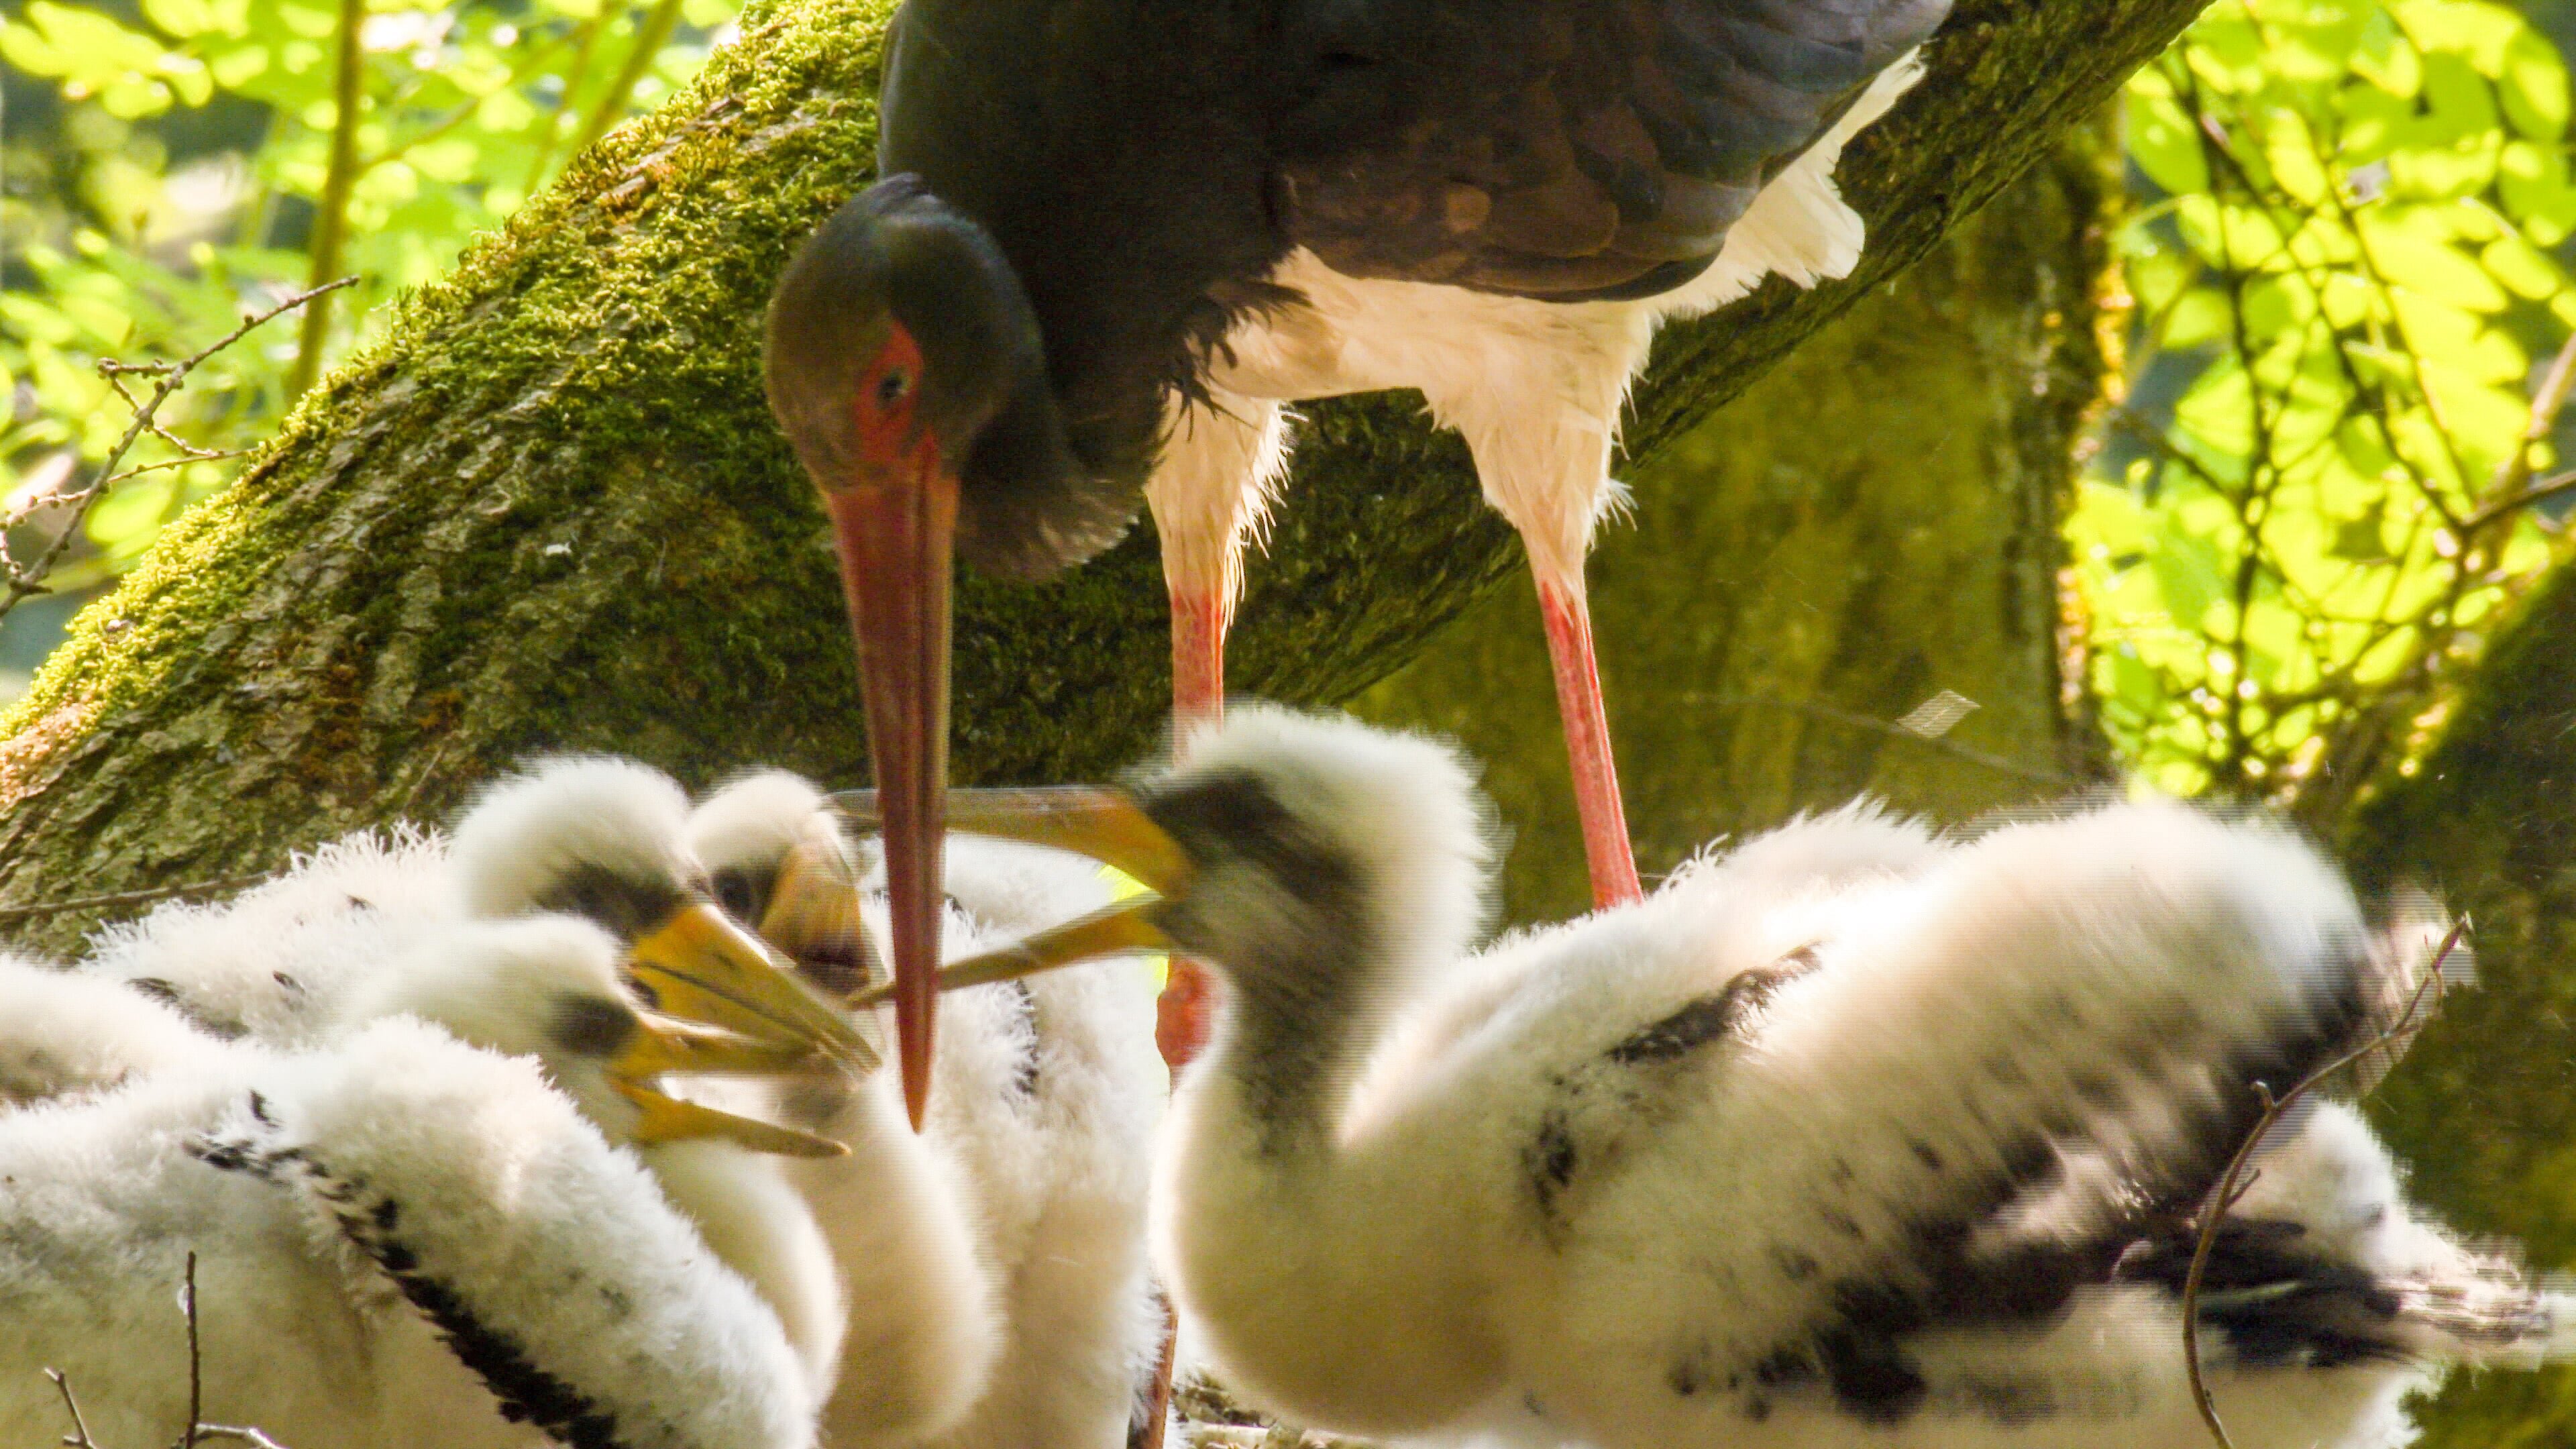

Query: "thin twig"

xmin=1680 ymin=692 xmax=2087 ymax=787
xmin=101 ymin=450 xmax=257 ymax=487
xmin=46 ymin=1368 xmax=99 ymax=1448
xmin=2459 ymin=468 xmax=2576 ymax=537
xmin=0 ymin=278 xmax=357 ymax=626
xmin=186 ymin=1432 xmax=289 ymax=1449
xmin=2481 ymin=331 xmax=2576 ymax=508
xmin=179 ymin=1252 xmax=201 ymax=1449
xmin=2182 ymin=920 xmax=2466 ymax=1449
xmin=0 ymin=872 xmax=274 ymax=924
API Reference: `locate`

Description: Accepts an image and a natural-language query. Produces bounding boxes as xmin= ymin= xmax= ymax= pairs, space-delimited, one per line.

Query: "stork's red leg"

xmin=1130 ymin=592 xmax=1231 ymax=1449
xmin=1169 ymin=586 xmax=1229 ymax=741
xmin=1537 ymin=578 xmax=1643 ymax=909
xmin=1138 ymin=396 xmax=1281 ymax=1449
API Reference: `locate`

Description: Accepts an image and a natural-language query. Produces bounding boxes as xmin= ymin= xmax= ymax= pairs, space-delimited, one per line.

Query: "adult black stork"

xmin=763 ymin=0 xmax=1953 ymax=1126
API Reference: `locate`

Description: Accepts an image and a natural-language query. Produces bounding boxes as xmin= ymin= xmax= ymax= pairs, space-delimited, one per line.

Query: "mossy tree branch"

xmin=2337 ymin=565 xmax=2576 ymax=1445
xmin=0 ymin=0 xmax=2210 ymax=951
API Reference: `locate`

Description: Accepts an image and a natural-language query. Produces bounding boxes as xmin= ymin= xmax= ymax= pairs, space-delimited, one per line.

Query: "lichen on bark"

xmin=0 ymin=0 xmax=2215 ymax=953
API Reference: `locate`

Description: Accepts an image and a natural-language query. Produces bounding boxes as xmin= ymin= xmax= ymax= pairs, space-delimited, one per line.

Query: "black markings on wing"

xmin=126 ymin=977 xmax=248 ymax=1040
xmin=1009 ymin=979 xmax=1042 ymax=1098
xmin=2114 ymin=1218 xmax=2414 ymax=1369
xmin=1699 ymin=935 xmax=2385 ymax=1426
xmin=1606 ymin=947 xmax=1819 ymax=1065
xmin=1272 ymin=0 xmax=1952 ymax=299
xmin=1524 ymin=1101 xmax=1581 ymax=1228
xmin=1526 ymin=949 xmax=1824 ymax=1240
xmin=194 ymin=1099 xmax=638 ymax=1449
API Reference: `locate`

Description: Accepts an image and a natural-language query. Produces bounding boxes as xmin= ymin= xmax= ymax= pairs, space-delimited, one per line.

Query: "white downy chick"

xmin=687 ymin=771 xmax=1166 ymax=1449
xmin=914 ymin=705 xmax=2575 ymax=1449
xmin=0 ymin=914 xmax=835 ymax=1449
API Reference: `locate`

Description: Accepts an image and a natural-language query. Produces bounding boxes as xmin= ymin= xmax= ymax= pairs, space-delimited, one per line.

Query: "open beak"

xmin=606 ymin=1006 xmax=851 ymax=1158
xmin=627 ymin=900 xmax=877 ymax=1073
xmin=610 ymin=1079 xmax=849 ymax=1158
xmin=845 ymin=898 xmax=1175 ymax=1008
xmin=760 ymin=835 xmax=886 ymax=995
xmin=816 ymin=452 xmax=957 ymax=1132
xmin=830 ymin=786 xmax=1195 ymax=897
xmin=833 ymin=784 xmax=1189 ymax=1006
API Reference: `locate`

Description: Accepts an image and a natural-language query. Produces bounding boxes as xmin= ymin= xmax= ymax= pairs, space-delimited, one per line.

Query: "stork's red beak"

xmin=818 ymin=444 xmax=957 ymax=1131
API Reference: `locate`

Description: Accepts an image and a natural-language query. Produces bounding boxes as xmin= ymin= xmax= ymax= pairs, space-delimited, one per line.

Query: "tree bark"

xmin=2339 ymin=568 xmax=2576 ymax=1445
xmin=0 ymin=0 xmax=2211 ymax=952
xmin=1360 ymin=126 xmax=2118 ymax=924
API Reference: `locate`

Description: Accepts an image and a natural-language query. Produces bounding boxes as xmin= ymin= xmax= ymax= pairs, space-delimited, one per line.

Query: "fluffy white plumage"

xmin=685 ymin=773 xmax=1168 ymax=1449
xmin=1121 ymin=706 xmax=2576 ymax=1449
xmin=83 ymin=824 xmax=450 ymax=1046
xmin=0 ymin=916 xmax=825 ymax=1449
xmin=0 ymin=950 xmax=226 ymax=1106
xmin=0 ymin=760 xmax=892 ymax=1444
xmin=77 ymin=757 xmax=704 ymax=1048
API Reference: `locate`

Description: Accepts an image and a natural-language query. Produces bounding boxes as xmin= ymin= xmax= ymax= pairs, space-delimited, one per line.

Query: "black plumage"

xmin=853 ymin=0 xmax=1951 ymax=576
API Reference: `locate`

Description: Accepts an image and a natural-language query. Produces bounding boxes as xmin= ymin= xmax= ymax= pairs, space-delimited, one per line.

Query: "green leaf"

xmin=2364 ymin=219 xmax=2508 ymax=311
xmin=2129 ymin=91 xmax=2210 ymax=196
xmin=208 ymin=44 xmax=266 ymax=85
xmin=2499 ymin=30 xmax=2571 ymax=140
xmin=141 ymin=0 xmax=216 ymax=37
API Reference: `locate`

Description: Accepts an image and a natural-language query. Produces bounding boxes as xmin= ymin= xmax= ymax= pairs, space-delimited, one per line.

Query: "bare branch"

xmin=186 ymin=1431 xmax=290 ymax=1449
xmin=0 ymin=278 xmax=358 ymax=627
xmin=2459 ymin=468 xmax=2576 ymax=539
xmin=286 ymin=0 xmax=368 ymax=401
xmin=2183 ymin=920 xmax=2467 ymax=1449
xmin=99 ymin=451 xmax=257 ymax=488
xmin=179 ymin=1252 xmax=201 ymax=1449
xmin=0 ymin=873 xmax=273 ymax=926
xmin=46 ymin=1367 xmax=101 ymax=1449
xmin=2479 ymin=331 xmax=2576 ymax=511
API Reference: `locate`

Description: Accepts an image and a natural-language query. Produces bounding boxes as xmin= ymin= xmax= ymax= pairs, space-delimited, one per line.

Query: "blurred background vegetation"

xmin=8 ymin=0 xmax=2576 ymax=1437
xmin=9 ymin=0 xmax=2570 ymax=819
xmin=1 ymin=0 xmax=735 ymax=682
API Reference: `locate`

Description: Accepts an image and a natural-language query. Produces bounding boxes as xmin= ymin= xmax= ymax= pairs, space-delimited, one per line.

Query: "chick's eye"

xmin=875 ymin=368 xmax=912 ymax=407
xmin=551 ymin=995 xmax=639 ymax=1058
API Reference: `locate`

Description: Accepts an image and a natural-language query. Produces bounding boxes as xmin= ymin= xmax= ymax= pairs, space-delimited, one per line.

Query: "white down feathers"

xmin=1149 ymin=707 xmax=2572 ymax=1449
xmin=682 ymin=771 xmax=1167 ymax=1449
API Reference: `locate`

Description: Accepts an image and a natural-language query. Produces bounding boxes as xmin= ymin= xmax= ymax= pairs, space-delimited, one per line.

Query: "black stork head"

xmin=764 ymin=177 xmax=1123 ymax=1128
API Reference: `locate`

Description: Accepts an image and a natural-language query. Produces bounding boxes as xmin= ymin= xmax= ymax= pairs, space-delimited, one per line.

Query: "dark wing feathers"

xmin=1274 ymin=0 xmax=1949 ymax=299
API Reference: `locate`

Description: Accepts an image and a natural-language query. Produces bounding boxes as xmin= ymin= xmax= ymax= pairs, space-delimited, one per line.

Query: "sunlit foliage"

xmin=2072 ymin=0 xmax=2576 ymax=815
xmin=1 ymin=0 xmax=739 ymax=584
xmin=5 ymin=0 xmax=2574 ymax=800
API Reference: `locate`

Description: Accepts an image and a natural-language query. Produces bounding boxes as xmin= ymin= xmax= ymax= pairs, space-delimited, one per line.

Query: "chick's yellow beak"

xmin=609 ymin=1077 xmax=849 ymax=1158
xmin=627 ymin=899 xmax=877 ymax=1073
xmin=759 ymin=836 xmax=886 ymax=994
xmin=845 ymin=898 xmax=1176 ymax=1008
xmin=830 ymin=785 xmax=1193 ymax=897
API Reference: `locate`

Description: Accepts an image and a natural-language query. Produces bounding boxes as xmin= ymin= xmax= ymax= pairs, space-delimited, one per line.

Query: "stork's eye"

xmin=875 ymin=368 xmax=913 ymax=407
